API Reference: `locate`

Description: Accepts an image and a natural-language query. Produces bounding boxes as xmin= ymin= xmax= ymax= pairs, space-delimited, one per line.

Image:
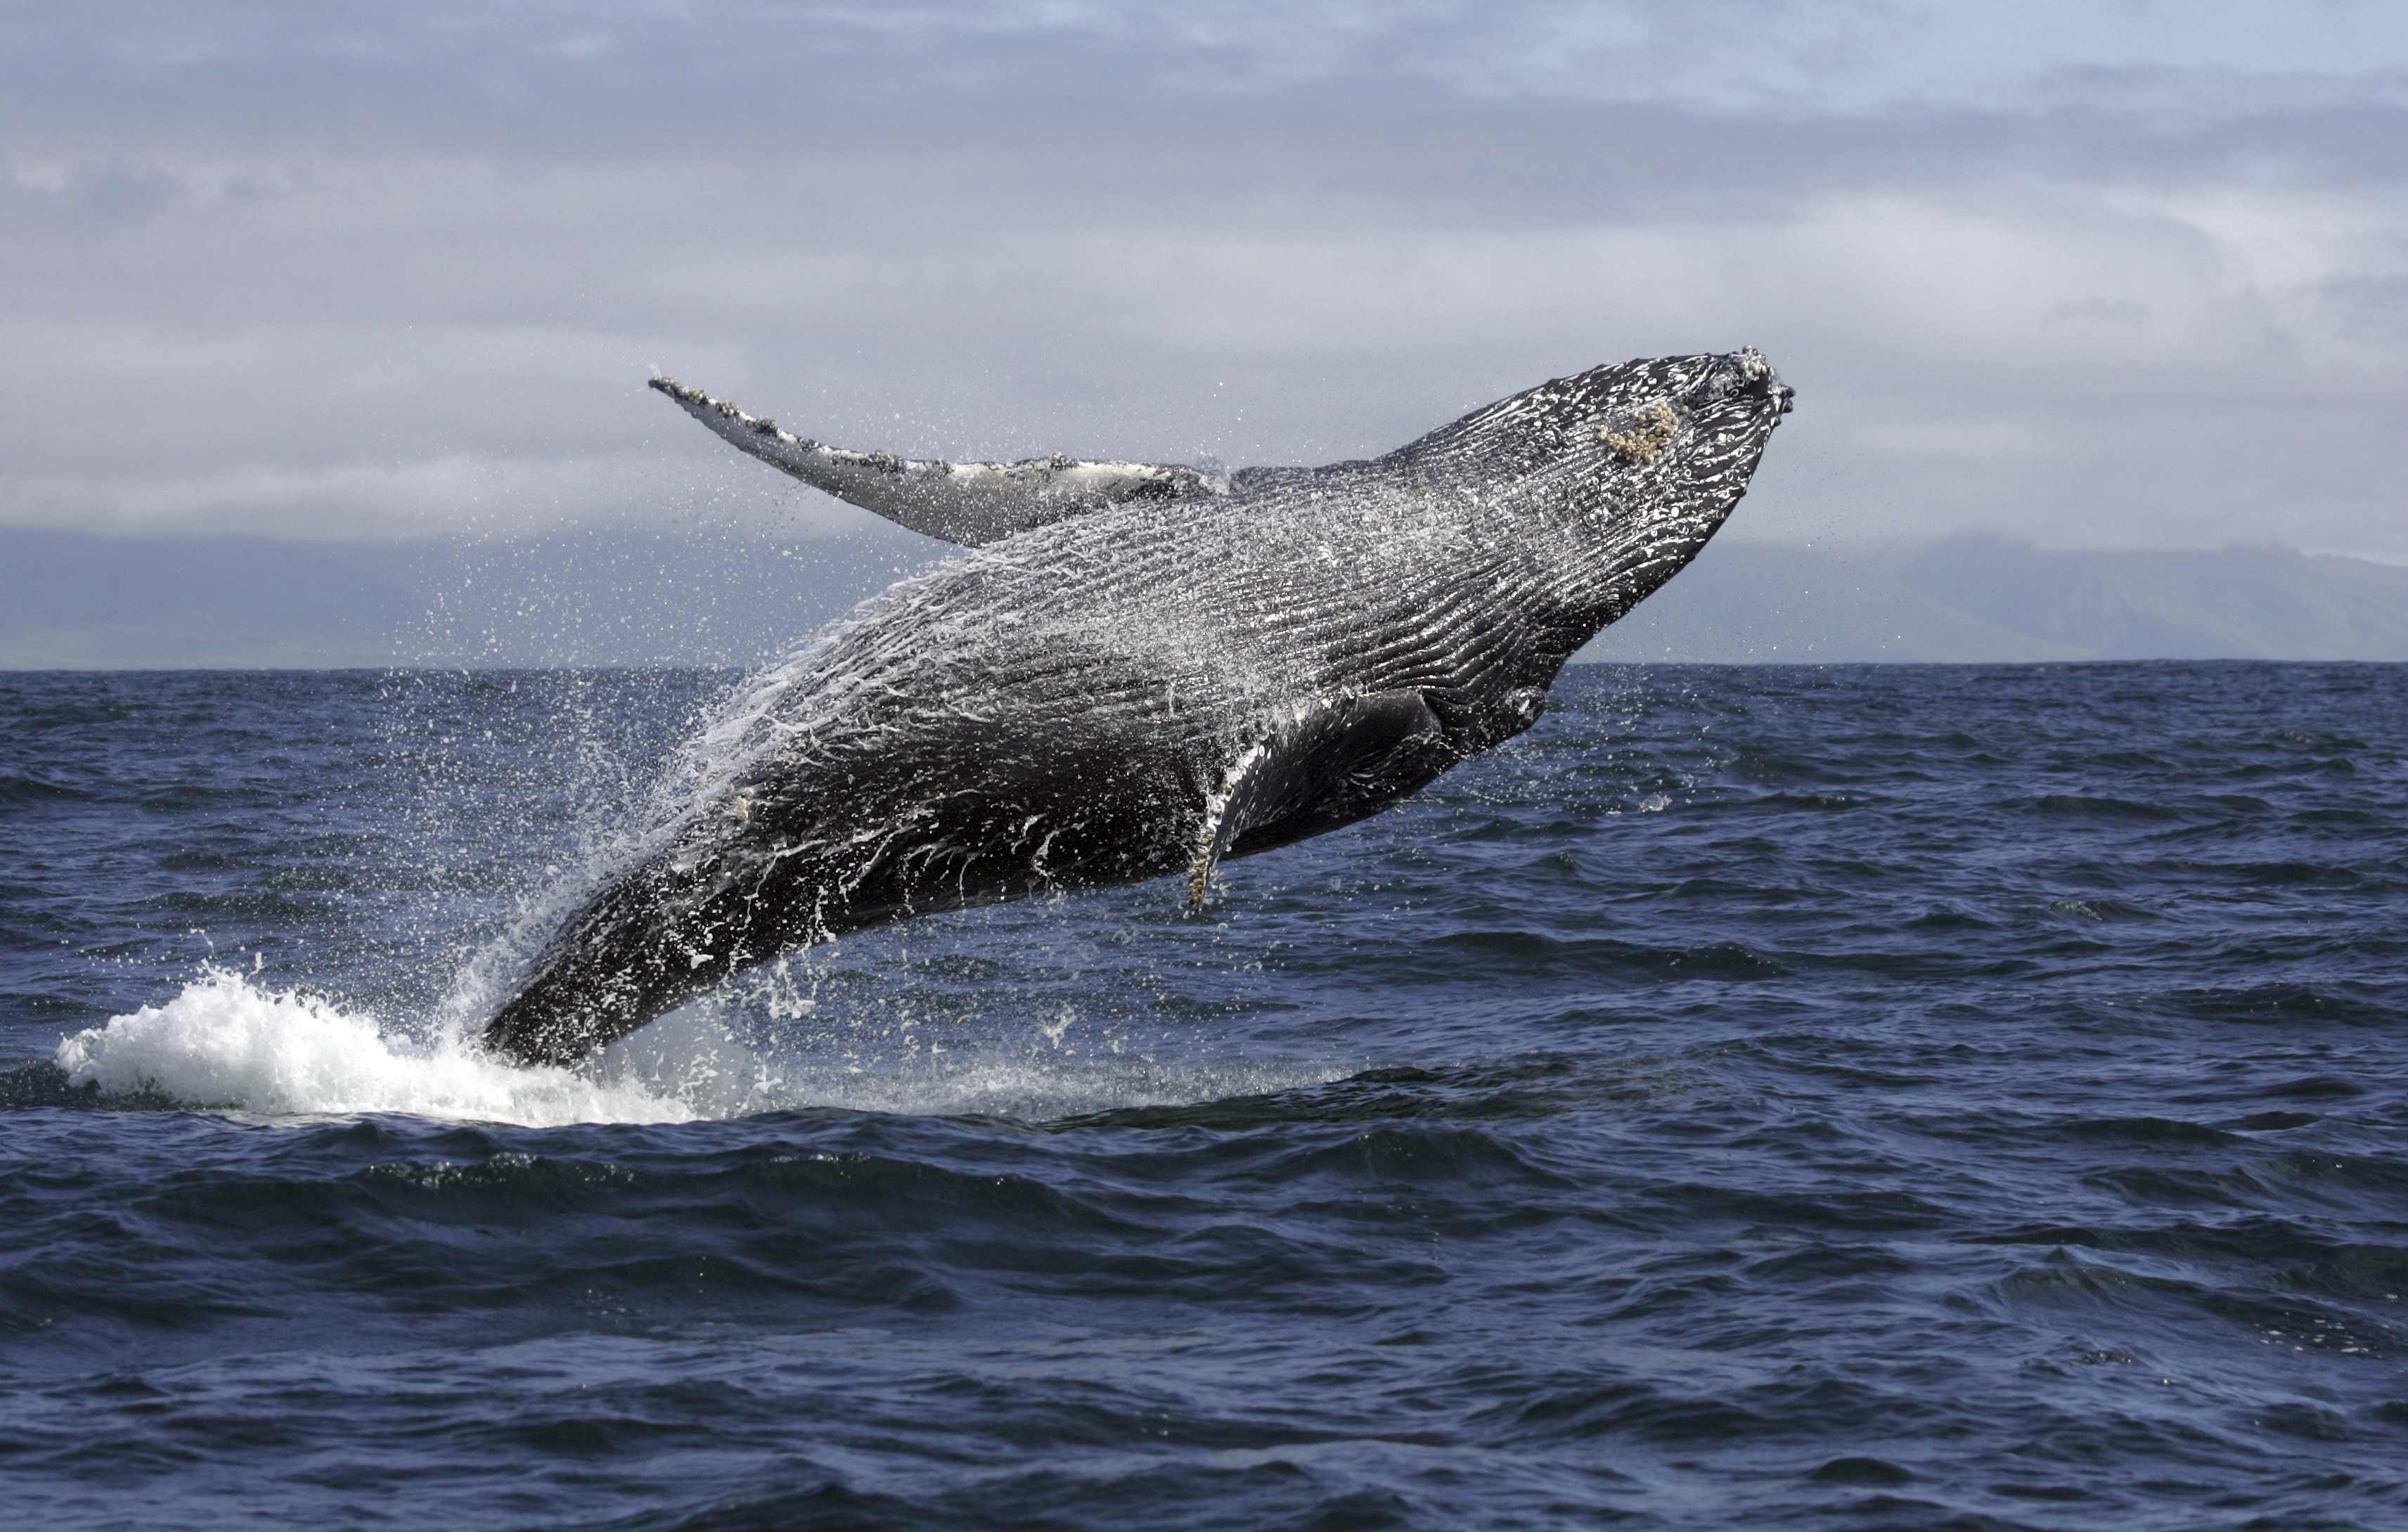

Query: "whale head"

xmin=1509 ymin=347 xmax=1795 ymax=629
xmin=1569 ymin=345 xmax=1789 ymax=501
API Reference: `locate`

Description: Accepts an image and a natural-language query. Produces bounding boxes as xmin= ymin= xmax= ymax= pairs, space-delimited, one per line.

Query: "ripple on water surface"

xmin=1 ymin=662 xmax=2404 ymax=1531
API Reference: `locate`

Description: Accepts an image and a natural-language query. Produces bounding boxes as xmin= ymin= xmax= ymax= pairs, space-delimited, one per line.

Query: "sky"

xmin=4 ymin=1 xmax=2404 ymax=560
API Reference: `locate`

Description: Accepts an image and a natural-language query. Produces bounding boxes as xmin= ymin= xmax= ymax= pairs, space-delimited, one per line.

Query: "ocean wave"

xmin=0 ymin=771 xmax=93 ymax=806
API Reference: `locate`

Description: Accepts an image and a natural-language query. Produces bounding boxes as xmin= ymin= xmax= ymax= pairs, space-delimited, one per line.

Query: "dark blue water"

xmin=3 ymin=664 xmax=2404 ymax=1530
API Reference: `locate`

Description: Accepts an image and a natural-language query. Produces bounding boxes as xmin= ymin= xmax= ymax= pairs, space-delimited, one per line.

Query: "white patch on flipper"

xmin=1185 ymin=690 xmax=1446 ymax=913
xmin=1190 ymin=735 xmax=1274 ymax=910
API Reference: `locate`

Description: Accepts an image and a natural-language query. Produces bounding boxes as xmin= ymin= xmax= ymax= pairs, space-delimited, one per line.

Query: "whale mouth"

xmin=1588 ymin=349 xmax=1791 ymax=468
xmin=1734 ymin=347 xmax=1795 ymax=416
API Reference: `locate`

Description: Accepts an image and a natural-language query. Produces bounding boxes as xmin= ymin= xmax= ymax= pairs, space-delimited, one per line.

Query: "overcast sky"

xmin=4 ymin=1 xmax=2404 ymax=559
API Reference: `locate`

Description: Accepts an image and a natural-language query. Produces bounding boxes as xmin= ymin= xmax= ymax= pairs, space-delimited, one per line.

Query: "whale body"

xmin=483 ymin=350 xmax=1796 ymax=1066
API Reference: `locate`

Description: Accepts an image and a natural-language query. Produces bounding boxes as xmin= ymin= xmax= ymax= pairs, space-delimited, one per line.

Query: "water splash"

xmin=53 ymin=966 xmax=696 ymax=1126
xmin=53 ymin=965 xmax=1344 ymax=1128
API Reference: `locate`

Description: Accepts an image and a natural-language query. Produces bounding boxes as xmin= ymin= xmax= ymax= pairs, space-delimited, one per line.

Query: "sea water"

xmin=2 ymin=664 xmax=2402 ymax=1529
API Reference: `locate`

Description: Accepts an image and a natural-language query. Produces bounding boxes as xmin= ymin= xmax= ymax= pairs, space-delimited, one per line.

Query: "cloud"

xmin=0 ymin=453 xmax=699 ymax=542
xmin=2 ymin=2 xmax=2405 ymax=559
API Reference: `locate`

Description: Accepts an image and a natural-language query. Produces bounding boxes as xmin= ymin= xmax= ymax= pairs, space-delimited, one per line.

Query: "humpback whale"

xmin=484 ymin=350 xmax=1795 ymax=1066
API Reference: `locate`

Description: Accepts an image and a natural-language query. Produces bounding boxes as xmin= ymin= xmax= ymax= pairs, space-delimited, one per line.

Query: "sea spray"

xmin=52 ymin=964 xmax=1342 ymax=1126
xmin=54 ymin=965 xmax=700 ymax=1126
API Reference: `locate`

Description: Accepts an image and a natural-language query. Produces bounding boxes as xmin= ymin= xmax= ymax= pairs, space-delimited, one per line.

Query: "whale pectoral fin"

xmin=1188 ymin=690 xmax=1447 ymax=911
xmin=650 ymin=375 xmax=1226 ymax=546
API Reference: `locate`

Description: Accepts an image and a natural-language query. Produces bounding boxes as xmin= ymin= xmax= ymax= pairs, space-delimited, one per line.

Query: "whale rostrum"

xmin=484 ymin=352 xmax=1796 ymax=1067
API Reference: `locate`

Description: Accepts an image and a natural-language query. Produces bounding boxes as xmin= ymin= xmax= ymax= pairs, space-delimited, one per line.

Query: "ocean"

xmin=2 ymin=662 xmax=2402 ymax=1529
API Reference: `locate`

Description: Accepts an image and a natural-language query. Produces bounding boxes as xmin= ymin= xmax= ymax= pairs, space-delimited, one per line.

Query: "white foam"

xmin=55 ymin=966 xmax=1344 ymax=1128
xmin=56 ymin=967 xmax=697 ymax=1127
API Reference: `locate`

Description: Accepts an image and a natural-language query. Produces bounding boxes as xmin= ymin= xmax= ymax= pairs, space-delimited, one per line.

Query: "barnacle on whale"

xmin=1599 ymin=401 xmax=1679 ymax=463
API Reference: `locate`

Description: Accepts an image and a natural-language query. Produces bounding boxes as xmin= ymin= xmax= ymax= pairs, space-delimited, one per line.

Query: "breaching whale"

xmin=483 ymin=350 xmax=1795 ymax=1066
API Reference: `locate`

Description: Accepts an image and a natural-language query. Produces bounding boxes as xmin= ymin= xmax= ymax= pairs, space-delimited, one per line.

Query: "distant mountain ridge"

xmin=1583 ymin=536 xmax=2408 ymax=664
xmin=1889 ymin=539 xmax=2408 ymax=662
xmin=3 ymin=527 xmax=2404 ymax=668
xmin=0 ymin=526 xmax=935 ymax=669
